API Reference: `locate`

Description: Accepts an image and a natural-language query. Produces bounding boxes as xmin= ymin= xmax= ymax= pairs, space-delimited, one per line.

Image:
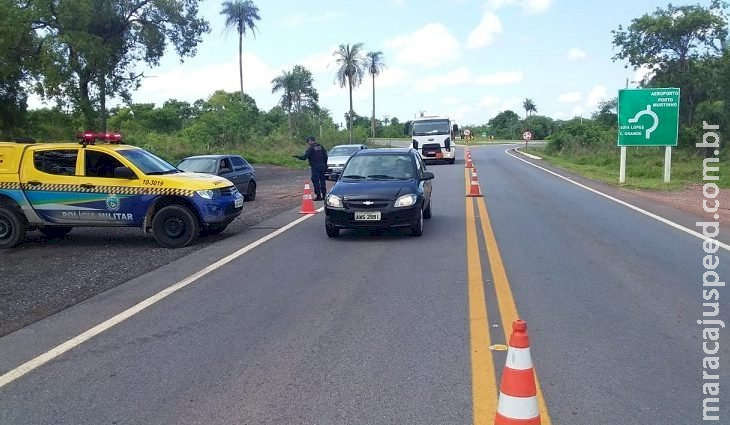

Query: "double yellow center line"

xmin=464 ymin=167 xmax=552 ymax=424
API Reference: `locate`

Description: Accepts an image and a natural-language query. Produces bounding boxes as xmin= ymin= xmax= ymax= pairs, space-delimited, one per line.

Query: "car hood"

xmin=154 ymin=172 xmax=235 ymax=190
xmin=327 ymin=155 xmax=350 ymax=165
xmin=330 ymin=179 xmax=413 ymax=200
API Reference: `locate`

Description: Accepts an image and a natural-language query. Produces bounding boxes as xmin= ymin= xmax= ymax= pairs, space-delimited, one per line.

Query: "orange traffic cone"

xmin=465 ymin=151 xmax=474 ymax=168
xmin=299 ymin=182 xmax=317 ymax=214
xmin=495 ymin=320 xmax=541 ymax=425
xmin=466 ymin=167 xmax=483 ymax=197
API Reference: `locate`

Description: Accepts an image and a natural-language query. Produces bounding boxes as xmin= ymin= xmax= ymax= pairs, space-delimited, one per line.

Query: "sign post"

xmin=618 ymin=88 xmax=680 ymax=183
xmin=522 ymin=131 xmax=533 ymax=148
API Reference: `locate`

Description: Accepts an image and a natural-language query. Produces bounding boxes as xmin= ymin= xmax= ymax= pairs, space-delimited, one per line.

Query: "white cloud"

xmin=571 ymin=105 xmax=585 ymax=117
xmin=585 ymin=85 xmax=608 ymax=108
xmin=441 ymin=96 xmax=463 ymax=106
xmin=487 ymin=0 xmax=551 ymax=14
xmin=499 ymin=97 xmax=522 ymax=111
xmin=385 ymin=23 xmax=461 ymax=68
xmin=295 ymin=50 xmax=336 ymax=74
xmin=474 ymin=70 xmax=523 ymax=86
xmin=466 ymin=12 xmax=502 ymax=49
xmin=413 ymin=66 xmax=472 ymax=92
xmin=134 ymin=52 xmax=275 ymax=106
xmin=567 ymin=48 xmax=587 ymax=61
xmin=375 ymin=67 xmax=410 ymax=88
xmin=558 ymin=91 xmax=582 ymax=103
xmin=478 ymin=94 xmax=501 ymax=108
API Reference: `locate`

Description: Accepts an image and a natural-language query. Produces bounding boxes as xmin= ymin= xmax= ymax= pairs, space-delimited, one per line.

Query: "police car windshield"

xmin=117 ymin=149 xmax=179 ymax=175
xmin=177 ymin=158 xmax=217 ymax=174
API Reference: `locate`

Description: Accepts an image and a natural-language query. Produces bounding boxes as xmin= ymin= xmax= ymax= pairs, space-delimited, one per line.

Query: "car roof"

xmin=331 ymin=144 xmax=366 ymax=148
xmin=354 ymin=148 xmax=413 ymax=156
xmin=181 ymin=154 xmax=241 ymax=160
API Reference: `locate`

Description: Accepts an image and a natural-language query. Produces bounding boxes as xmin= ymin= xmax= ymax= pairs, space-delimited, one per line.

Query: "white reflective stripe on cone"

xmin=505 ymin=347 xmax=533 ymax=370
xmin=497 ymin=393 xmax=540 ymax=420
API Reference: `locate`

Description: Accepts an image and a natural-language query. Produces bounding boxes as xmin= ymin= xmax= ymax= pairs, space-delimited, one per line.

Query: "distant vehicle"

xmin=178 ymin=154 xmax=256 ymax=201
xmin=0 ymin=133 xmax=243 ymax=249
xmin=324 ymin=148 xmax=434 ymax=237
xmin=325 ymin=144 xmax=367 ymax=180
xmin=405 ymin=115 xmax=457 ymax=164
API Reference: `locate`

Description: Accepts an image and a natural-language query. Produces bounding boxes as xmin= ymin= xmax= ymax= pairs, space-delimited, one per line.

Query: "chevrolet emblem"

xmin=363 ymin=201 xmax=374 ymax=206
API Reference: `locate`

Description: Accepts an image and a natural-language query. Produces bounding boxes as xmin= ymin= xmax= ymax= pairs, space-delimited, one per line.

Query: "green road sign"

xmin=481 ymin=132 xmax=487 ymax=138
xmin=618 ymin=88 xmax=680 ymax=146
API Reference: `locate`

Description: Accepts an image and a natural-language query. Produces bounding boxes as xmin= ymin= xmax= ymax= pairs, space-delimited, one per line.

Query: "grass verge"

xmin=522 ymin=146 xmax=729 ymax=190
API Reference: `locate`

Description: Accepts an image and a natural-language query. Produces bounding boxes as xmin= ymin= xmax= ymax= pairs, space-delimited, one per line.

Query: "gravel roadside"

xmin=0 ymin=165 xmax=316 ymax=337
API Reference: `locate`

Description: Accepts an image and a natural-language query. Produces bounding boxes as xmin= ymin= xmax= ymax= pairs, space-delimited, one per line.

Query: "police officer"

xmin=293 ymin=136 xmax=328 ymax=201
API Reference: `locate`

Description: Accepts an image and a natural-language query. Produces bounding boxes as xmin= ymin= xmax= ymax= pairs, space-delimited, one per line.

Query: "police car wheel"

xmin=0 ymin=205 xmax=25 ymax=249
xmin=39 ymin=226 xmax=72 ymax=239
xmin=152 ymin=205 xmax=199 ymax=248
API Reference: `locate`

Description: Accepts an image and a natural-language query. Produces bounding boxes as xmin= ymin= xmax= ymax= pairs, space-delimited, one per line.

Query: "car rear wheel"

xmin=39 ymin=226 xmax=72 ymax=239
xmin=245 ymin=181 xmax=256 ymax=201
xmin=325 ymin=223 xmax=340 ymax=238
xmin=411 ymin=207 xmax=423 ymax=236
xmin=0 ymin=205 xmax=25 ymax=249
xmin=152 ymin=205 xmax=199 ymax=248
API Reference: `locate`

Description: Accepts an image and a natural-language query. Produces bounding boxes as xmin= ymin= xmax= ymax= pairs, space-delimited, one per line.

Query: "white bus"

xmin=405 ymin=116 xmax=458 ymax=164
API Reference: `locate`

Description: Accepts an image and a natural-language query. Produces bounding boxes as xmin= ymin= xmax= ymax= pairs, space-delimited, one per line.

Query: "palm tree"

xmin=365 ymin=51 xmax=386 ymax=138
xmin=333 ymin=43 xmax=366 ymax=143
xmin=522 ymin=98 xmax=537 ymax=131
xmin=271 ymin=70 xmax=295 ymax=132
xmin=221 ymin=0 xmax=261 ymax=102
xmin=272 ymin=65 xmax=319 ymax=134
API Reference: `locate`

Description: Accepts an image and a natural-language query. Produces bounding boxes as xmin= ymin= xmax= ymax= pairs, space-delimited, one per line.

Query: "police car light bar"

xmin=76 ymin=131 xmax=123 ymax=145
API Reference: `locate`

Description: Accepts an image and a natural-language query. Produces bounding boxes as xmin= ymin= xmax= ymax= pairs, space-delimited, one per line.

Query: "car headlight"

xmin=326 ymin=194 xmax=343 ymax=208
xmin=394 ymin=194 xmax=417 ymax=207
xmin=196 ymin=189 xmax=218 ymax=199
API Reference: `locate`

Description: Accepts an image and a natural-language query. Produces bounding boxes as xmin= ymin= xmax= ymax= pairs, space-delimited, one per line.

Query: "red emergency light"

xmin=76 ymin=131 xmax=123 ymax=145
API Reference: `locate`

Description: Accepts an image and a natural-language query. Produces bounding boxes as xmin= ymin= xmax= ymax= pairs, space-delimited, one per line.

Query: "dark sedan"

xmin=324 ymin=148 xmax=433 ymax=237
xmin=177 ymin=154 xmax=257 ymax=201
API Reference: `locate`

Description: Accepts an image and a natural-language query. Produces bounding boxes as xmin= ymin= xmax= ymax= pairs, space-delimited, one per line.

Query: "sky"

xmin=31 ymin=0 xmax=703 ymax=126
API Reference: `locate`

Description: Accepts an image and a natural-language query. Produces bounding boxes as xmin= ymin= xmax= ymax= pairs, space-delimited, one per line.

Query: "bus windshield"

xmin=412 ymin=119 xmax=450 ymax=136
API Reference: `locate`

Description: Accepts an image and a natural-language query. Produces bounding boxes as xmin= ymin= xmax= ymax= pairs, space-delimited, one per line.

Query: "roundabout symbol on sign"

xmin=522 ymin=131 xmax=533 ymax=140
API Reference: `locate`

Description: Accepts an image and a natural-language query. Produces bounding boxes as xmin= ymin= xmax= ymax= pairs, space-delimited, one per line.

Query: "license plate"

xmin=354 ymin=211 xmax=381 ymax=221
xmin=234 ymin=196 xmax=243 ymax=208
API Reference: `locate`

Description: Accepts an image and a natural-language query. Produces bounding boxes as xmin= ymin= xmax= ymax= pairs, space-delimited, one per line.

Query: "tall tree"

xmin=221 ymin=0 xmax=260 ymax=103
xmin=522 ymin=98 xmax=537 ymax=132
xmin=271 ymin=65 xmax=319 ymax=134
xmin=30 ymin=0 xmax=210 ymax=131
xmin=365 ymin=51 xmax=385 ymax=138
xmin=612 ymin=0 xmax=728 ymax=124
xmin=333 ymin=43 xmax=366 ymax=143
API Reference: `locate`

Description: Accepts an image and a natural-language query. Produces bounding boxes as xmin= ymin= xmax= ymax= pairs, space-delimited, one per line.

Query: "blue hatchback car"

xmin=324 ymin=148 xmax=434 ymax=237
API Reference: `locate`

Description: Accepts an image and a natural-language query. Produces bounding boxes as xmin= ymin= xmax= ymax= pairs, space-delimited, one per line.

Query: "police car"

xmin=0 ymin=132 xmax=244 ymax=248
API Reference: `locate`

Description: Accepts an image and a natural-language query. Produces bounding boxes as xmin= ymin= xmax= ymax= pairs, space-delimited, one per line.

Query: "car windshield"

xmin=117 ymin=149 xmax=179 ymax=175
xmin=412 ymin=120 xmax=450 ymax=136
xmin=341 ymin=154 xmax=414 ymax=180
xmin=329 ymin=146 xmax=359 ymax=157
xmin=177 ymin=158 xmax=218 ymax=174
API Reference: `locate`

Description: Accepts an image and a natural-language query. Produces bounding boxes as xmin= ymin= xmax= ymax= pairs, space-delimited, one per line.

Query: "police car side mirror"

xmin=114 ymin=166 xmax=136 ymax=179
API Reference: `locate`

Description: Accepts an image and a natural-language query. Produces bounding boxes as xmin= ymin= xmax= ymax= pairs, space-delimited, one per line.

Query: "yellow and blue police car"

xmin=0 ymin=132 xmax=244 ymax=248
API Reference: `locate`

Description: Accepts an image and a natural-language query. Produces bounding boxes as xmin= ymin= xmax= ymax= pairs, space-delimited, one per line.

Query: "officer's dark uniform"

xmin=294 ymin=137 xmax=328 ymax=200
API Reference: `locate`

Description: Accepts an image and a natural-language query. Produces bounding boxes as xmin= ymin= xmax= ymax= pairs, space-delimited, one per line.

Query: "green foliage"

xmin=488 ymin=110 xmax=522 ymax=139
xmin=545 ymin=119 xmax=617 ymax=155
xmin=333 ymin=42 xmax=367 ymax=143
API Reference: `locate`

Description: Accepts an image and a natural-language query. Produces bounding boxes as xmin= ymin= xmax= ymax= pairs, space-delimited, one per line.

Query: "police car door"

xmin=21 ymin=147 xmax=81 ymax=225
xmin=77 ymin=148 xmax=140 ymax=225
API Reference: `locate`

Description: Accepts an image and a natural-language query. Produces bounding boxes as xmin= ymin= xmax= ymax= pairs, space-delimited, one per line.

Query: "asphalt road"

xmin=0 ymin=145 xmax=727 ymax=424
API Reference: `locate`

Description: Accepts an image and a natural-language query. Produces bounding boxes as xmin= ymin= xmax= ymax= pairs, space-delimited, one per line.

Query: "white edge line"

xmin=514 ymin=147 xmax=542 ymax=160
xmin=0 ymin=206 xmax=326 ymax=389
xmin=504 ymin=148 xmax=730 ymax=252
